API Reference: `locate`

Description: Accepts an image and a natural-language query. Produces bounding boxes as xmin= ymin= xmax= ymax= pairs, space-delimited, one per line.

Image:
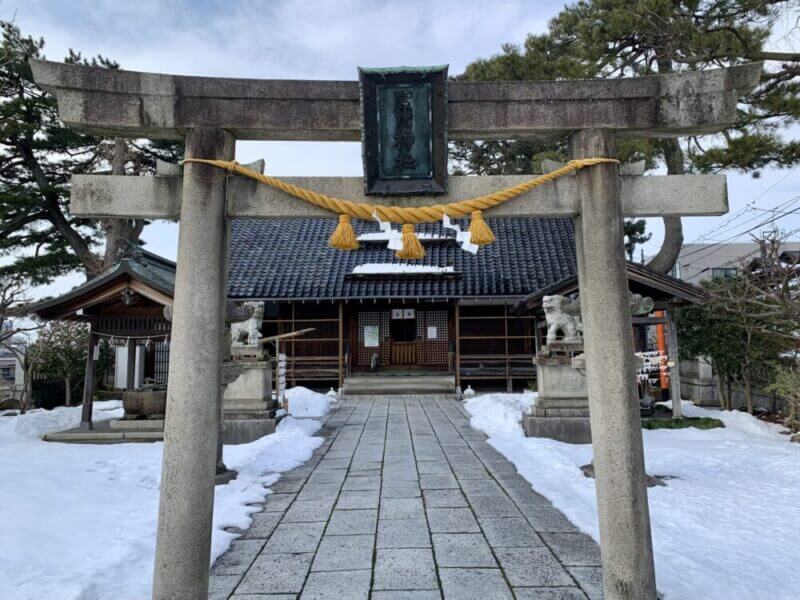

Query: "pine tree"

xmin=624 ymin=219 xmax=652 ymax=262
xmin=453 ymin=0 xmax=799 ymax=273
xmin=0 ymin=22 xmax=182 ymax=284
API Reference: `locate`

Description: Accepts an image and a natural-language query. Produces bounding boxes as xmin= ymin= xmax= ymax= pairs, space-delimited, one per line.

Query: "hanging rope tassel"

xmin=468 ymin=210 xmax=495 ymax=245
xmin=329 ymin=214 xmax=359 ymax=250
xmin=396 ymin=224 xmax=426 ymax=260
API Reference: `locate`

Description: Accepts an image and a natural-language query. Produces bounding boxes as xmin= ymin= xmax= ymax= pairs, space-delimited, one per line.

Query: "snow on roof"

xmin=356 ymin=231 xmax=450 ymax=241
xmin=351 ymin=263 xmax=456 ymax=275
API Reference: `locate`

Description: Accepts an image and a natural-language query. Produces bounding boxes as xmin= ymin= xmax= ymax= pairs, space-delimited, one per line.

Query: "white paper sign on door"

xmin=364 ymin=325 xmax=380 ymax=347
xmin=427 ymin=326 xmax=437 ymax=339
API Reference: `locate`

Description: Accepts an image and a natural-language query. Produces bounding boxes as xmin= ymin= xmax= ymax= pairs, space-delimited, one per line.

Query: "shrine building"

xmin=32 ymin=215 xmax=701 ymax=397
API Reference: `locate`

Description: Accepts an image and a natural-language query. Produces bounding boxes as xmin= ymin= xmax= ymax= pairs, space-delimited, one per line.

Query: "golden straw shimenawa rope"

xmin=182 ymin=157 xmax=619 ymax=259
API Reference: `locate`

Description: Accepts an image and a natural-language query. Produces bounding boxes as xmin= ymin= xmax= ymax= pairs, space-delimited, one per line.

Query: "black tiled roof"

xmin=31 ymin=249 xmax=176 ymax=319
xmin=228 ymin=217 xmax=577 ymax=300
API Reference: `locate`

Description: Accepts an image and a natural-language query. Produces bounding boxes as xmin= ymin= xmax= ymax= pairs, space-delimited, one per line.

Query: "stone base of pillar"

xmin=222 ymin=410 xmax=284 ymax=444
xmin=528 ymin=348 xmax=591 ymax=443
xmin=215 ymin=467 xmax=238 ymax=485
xmin=106 ymin=406 xmax=285 ymax=444
xmin=222 ymin=359 xmax=283 ymax=443
xmin=532 ymin=396 xmax=591 ymax=417
xmin=223 ymin=360 xmax=273 ymax=408
xmin=524 ymin=415 xmax=592 ymax=444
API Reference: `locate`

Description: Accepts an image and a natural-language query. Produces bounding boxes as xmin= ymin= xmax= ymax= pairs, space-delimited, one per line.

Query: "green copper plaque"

xmin=359 ymin=66 xmax=448 ymax=196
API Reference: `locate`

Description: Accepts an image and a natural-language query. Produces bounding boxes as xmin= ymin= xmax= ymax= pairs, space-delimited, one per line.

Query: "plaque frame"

xmin=359 ymin=65 xmax=448 ymax=196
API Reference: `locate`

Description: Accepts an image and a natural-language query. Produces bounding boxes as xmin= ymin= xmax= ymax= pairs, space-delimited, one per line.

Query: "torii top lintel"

xmin=29 ymin=60 xmax=761 ymax=142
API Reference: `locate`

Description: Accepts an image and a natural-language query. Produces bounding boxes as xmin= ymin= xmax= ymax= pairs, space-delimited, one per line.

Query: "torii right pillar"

xmin=571 ymin=128 xmax=656 ymax=598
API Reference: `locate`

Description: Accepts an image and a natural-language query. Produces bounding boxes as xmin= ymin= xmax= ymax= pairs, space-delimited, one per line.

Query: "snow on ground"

xmin=0 ymin=398 xmax=324 ymax=600
xmin=465 ymin=393 xmax=800 ymax=600
xmin=463 ymin=391 xmax=537 ymax=438
xmin=286 ymin=386 xmax=331 ymax=417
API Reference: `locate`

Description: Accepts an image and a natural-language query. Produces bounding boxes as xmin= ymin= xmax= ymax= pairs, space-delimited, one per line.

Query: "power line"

xmin=686 ymin=165 xmax=799 ymax=244
xmin=689 ymin=192 xmax=800 ymax=245
xmin=682 ymin=206 xmax=800 ymax=267
xmin=681 ymin=192 xmax=800 ymax=257
xmin=680 ymin=195 xmax=800 ymax=268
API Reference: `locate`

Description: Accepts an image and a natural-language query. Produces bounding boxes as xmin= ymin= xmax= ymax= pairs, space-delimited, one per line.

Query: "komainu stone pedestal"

xmin=524 ymin=342 xmax=592 ymax=443
xmin=223 ymin=360 xmax=282 ymax=444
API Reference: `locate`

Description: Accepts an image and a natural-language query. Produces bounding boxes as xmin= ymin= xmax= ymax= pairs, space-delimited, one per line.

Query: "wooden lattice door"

xmin=356 ymin=311 xmax=390 ymax=368
xmin=417 ymin=310 xmax=449 ymax=369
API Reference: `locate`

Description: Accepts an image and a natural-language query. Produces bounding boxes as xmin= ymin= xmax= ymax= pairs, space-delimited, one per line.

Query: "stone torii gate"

xmin=31 ymin=59 xmax=760 ymax=600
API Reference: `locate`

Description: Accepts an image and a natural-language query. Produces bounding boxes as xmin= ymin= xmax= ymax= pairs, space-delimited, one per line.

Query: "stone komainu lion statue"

xmin=542 ymin=292 xmax=654 ymax=345
xmin=231 ymin=301 xmax=264 ymax=346
xmin=246 ymin=303 xmax=264 ymax=345
xmin=542 ymin=295 xmax=582 ymax=343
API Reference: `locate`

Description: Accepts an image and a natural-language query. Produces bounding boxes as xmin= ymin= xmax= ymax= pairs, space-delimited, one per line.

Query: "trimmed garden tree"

xmin=679 ymin=235 xmax=799 ymax=413
xmin=767 ymin=365 xmax=800 ymax=438
xmin=30 ymin=321 xmax=90 ymax=407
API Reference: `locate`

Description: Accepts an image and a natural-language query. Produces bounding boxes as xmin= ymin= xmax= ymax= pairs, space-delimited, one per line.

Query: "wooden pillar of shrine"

xmin=79 ymin=330 xmax=96 ymax=430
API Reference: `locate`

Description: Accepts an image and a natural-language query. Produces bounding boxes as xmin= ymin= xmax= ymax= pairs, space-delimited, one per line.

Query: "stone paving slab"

xmin=263 ymin=522 xmax=326 ymax=554
xmin=239 ymin=512 xmax=281 ymax=539
xmin=262 ymin=493 xmax=296 ymax=512
xmin=325 ymin=508 xmax=378 ymax=536
xmin=379 ymin=496 xmax=425 ymax=519
xmin=311 ymin=534 xmax=373 ymax=572
xmin=210 ymin=396 xmax=602 ymax=599
xmin=336 ymin=489 xmax=380 ymax=509
xmin=301 ymin=569 xmax=371 ymax=599
xmin=377 ymin=517 xmax=431 ymax=549
xmin=371 ymin=592 xmax=442 ymax=600
xmin=374 ymin=548 xmax=439 ymax=591
xmin=514 ymin=588 xmax=589 ymax=599
xmin=495 ymin=547 xmax=576 ymax=587
xmin=422 ymin=488 xmax=468 ymax=508
xmin=479 ymin=516 xmax=544 ymax=548
xmin=439 ymin=568 xmax=513 ymax=599
xmin=235 ymin=553 xmax=313 ymax=595
xmin=432 ymin=533 xmax=497 ymax=567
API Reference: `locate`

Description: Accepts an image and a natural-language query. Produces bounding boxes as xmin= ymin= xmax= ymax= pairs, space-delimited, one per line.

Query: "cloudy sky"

xmin=5 ymin=0 xmax=799 ymax=298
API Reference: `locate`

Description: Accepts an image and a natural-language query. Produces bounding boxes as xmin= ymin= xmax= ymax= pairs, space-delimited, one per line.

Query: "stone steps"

xmin=343 ymin=374 xmax=456 ymax=396
xmin=339 ymin=393 xmax=461 ymax=402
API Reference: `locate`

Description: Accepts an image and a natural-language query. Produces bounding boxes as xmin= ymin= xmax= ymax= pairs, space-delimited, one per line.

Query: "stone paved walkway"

xmin=209 ymin=397 xmax=603 ymax=599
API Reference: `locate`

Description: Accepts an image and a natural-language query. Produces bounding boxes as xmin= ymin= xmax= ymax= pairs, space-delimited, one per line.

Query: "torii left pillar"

xmin=152 ymin=128 xmax=234 ymax=599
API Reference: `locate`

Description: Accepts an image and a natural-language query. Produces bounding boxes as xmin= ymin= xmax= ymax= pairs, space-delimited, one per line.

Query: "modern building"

xmin=0 ymin=343 xmax=23 ymax=389
xmin=673 ymin=242 xmax=800 ymax=285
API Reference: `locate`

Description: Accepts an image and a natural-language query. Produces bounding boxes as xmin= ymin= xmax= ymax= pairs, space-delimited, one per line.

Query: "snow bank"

xmin=286 ymin=386 xmax=331 ymax=418
xmin=11 ymin=400 xmax=122 ymax=439
xmin=209 ymin=416 xmax=323 ymax=562
xmin=464 ymin=391 xmax=535 ymax=438
xmin=0 ymin=401 xmax=324 ymax=600
xmin=466 ymin=396 xmax=800 ymax=600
